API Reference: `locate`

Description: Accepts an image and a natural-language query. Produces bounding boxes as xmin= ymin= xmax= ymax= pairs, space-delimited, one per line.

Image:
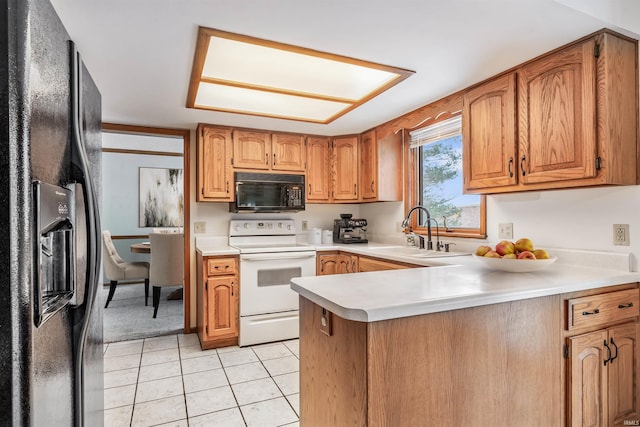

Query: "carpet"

xmin=102 ymin=282 xmax=184 ymax=343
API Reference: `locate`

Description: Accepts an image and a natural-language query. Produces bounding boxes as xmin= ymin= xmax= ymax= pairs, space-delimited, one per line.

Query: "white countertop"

xmin=291 ymin=243 xmax=640 ymax=322
xmin=195 ymin=236 xmax=239 ymax=256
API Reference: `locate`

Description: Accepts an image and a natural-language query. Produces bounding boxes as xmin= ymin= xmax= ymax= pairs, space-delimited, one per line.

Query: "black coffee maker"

xmin=333 ymin=213 xmax=368 ymax=243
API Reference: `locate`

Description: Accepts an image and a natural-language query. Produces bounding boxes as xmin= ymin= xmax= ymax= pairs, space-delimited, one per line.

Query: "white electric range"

xmin=229 ymin=220 xmax=316 ymax=346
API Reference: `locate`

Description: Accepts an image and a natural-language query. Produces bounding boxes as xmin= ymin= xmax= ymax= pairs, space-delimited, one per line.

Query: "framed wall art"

xmin=139 ymin=167 xmax=184 ymax=227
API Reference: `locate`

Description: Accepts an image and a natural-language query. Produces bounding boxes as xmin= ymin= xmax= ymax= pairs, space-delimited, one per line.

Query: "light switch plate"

xmin=194 ymin=221 xmax=206 ymax=234
xmin=498 ymin=223 xmax=513 ymax=239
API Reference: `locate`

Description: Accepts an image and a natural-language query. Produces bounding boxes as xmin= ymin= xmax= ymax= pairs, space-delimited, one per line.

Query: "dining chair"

xmin=102 ymin=230 xmax=150 ymax=308
xmin=149 ymin=232 xmax=184 ymax=318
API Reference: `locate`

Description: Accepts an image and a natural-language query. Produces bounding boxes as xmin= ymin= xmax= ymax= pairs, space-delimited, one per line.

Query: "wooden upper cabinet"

xmin=332 ymin=136 xmax=359 ymax=201
xmin=463 ymin=73 xmax=517 ymax=190
xmin=360 ymin=130 xmax=377 ymax=200
xmin=518 ymin=39 xmax=597 ymax=184
xmin=271 ymin=133 xmax=306 ymax=172
xmin=307 ymin=137 xmax=331 ymax=202
xmin=197 ymin=125 xmax=233 ymax=202
xmin=233 ymin=130 xmax=271 ymax=170
xmin=463 ymin=30 xmax=637 ymax=194
xmin=360 ymin=129 xmax=403 ymax=202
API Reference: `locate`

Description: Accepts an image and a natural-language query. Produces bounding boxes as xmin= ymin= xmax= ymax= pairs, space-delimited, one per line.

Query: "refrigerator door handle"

xmin=69 ymin=40 xmax=102 ymax=427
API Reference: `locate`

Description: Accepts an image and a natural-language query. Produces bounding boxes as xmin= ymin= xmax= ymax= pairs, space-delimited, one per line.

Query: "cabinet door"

xmin=233 ymin=130 xmax=271 ymax=170
xmin=307 ymin=137 xmax=331 ymax=202
xmin=333 ymin=136 xmax=359 ymax=201
xmin=338 ymin=254 xmax=358 ymax=274
xmin=463 ymin=73 xmax=517 ymax=190
xmin=360 ymin=130 xmax=377 ymax=200
xmin=568 ymin=330 xmax=608 ymax=427
xmin=607 ymin=322 xmax=639 ymax=426
xmin=204 ymin=276 xmax=238 ymax=340
xmin=198 ymin=126 xmax=233 ymax=201
xmin=317 ymin=254 xmax=339 ymax=275
xmin=518 ymin=39 xmax=597 ymax=184
xmin=272 ymin=133 xmax=306 ymax=172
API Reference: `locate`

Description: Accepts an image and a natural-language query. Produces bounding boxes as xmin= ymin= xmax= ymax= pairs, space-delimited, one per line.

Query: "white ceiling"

xmin=48 ymin=0 xmax=637 ymax=137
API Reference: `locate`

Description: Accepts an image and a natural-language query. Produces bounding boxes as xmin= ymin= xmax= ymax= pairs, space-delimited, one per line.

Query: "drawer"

xmin=206 ymin=257 xmax=237 ymax=276
xmin=567 ymin=288 xmax=639 ymax=331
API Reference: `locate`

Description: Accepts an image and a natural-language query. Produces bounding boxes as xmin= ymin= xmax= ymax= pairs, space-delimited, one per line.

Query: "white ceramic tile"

xmin=104 ymin=384 xmax=136 ymax=410
xmin=138 ymin=360 xmax=182 ymax=383
xmin=154 ymin=419 xmax=188 ymax=427
xmin=252 ymin=343 xmax=294 ymax=361
xmin=143 ymin=335 xmax=178 ymax=352
xmin=185 ymin=385 xmax=237 ymax=418
xmin=110 ymin=338 xmax=144 ymax=347
xmin=103 ymin=404 xmax=133 ymax=427
xmin=232 ymin=377 xmax=283 ymax=406
xmin=240 ymin=396 xmax=298 ymax=427
xmin=183 ymin=368 xmax=228 ymax=394
xmin=104 ymin=353 xmax=141 ymax=372
xmin=218 ymin=348 xmax=259 ymax=367
xmin=223 ymin=361 xmax=270 ymax=385
xmin=262 ymin=356 xmax=299 ymax=376
xmin=181 ymin=354 xmax=222 ymax=375
xmin=179 ymin=344 xmax=217 ymax=360
xmin=131 ymin=395 xmax=186 ymax=427
xmin=104 ymin=341 xmax=143 ymax=358
xmin=135 ymin=375 xmax=184 ymax=404
xmin=283 ymin=339 xmax=299 ymax=356
xmin=104 ymin=367 xmax=139 ymax=389
xmin=272 ymin=371 xmax=299 ymax=395
xmin=286 ymin=393 xmax=300 ymax=416
xmin=140 ymin=348 xmax=180 ymax=367
xmin=177 ymin=333 xmax=200 ymax=348
xmin=216 ymin=345 xmax=241 ymax=354
xmin=188 ymin=407 xmax=246 ymax=427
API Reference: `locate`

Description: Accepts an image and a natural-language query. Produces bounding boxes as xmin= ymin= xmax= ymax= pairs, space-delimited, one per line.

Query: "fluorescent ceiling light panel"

xmin=187 ymin=27 xmax=414 ymax=124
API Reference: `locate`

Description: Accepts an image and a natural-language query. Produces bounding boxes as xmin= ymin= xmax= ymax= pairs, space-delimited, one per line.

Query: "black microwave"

xmin=230 ymin=172 xmax=305 ymax=213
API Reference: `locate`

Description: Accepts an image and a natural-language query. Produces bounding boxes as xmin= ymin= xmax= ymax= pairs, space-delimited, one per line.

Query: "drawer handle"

xmin=618 ymin=302 xmax=634 ymax=309
xmin=582 ymin=309 xmax=600 ymax=316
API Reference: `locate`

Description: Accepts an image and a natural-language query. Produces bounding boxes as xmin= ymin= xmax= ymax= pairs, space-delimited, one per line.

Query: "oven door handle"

xmin=241 ymin=253 xmax=316 ymax=261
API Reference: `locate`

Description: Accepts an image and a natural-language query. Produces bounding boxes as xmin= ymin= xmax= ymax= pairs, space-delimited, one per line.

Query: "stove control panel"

xmin=229 ymin=219 xmax=296 ymax=236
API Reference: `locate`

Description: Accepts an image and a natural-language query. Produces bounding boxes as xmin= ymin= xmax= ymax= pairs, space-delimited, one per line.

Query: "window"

xmin=408 ymin=114 xmax=486 ymax=238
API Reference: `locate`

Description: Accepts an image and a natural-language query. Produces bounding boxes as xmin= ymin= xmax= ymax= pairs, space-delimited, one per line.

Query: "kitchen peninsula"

xmin=291 ymin=252 xmax=640 ymax=426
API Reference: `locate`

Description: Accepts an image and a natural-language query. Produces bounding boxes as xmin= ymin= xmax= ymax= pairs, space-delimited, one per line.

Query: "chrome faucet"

xmin=401 ymin=205 xmax=433 ymax=250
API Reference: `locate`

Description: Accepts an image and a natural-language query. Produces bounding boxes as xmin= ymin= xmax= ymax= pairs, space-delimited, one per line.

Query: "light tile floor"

xmin=103 ymin=333 xmax=300 ymax=427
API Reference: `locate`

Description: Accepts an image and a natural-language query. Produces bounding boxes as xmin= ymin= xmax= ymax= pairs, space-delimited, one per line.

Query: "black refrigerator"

xmin=0 ymin=0 xmax=104 ymax=425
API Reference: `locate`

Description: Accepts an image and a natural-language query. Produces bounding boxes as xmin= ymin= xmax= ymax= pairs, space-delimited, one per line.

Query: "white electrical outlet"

xmin=301 ymin=220 xmax=308 ymax=231
xmin=194 ymin=221 xmax=206 ymax=234
xmin=613 ymin=224 xmax=630 ymax=246
xmin=498 ymin=223 xmax=513 ymax=239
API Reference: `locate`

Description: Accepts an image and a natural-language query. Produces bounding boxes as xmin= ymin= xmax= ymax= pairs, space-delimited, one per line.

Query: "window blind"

xmin=409 ymin=115 xmax=462 ymax=149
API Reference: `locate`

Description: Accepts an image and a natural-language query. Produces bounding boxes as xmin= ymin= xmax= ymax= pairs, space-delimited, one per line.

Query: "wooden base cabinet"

xmin=300 ymin=295 xmax=563 ymax=426
xmin=565 ymin=287 xmax=640 ymax=427
xmin=316 ymin=252 xmax=357 ymax=275
xmin=197 ymin=254 xmax=239 ymax=349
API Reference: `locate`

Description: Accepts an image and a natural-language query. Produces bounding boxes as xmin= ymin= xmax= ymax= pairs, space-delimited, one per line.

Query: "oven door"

xmin=239 ymin=251 xmax=316 ymax=316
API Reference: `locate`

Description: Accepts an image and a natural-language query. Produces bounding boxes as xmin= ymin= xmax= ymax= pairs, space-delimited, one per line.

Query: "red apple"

xmin=502 ymin=253 xmax=517 ymax=259
xmin=475 ymin=245 xmax=492 ymax=256
xmin=495 ymin=240 xmax=515 ymax=256
xmin=517 ymin=250 xmax=536 ymax=260
xmin=484 ymin=250 xmax=501 ymax=258
xmin=515 ymin=238 xmax=535 ymax=253
xmin=533 ymin=249 xmax=550 ymax=259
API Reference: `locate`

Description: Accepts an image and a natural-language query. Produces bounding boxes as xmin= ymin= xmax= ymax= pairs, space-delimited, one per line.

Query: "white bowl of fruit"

xmin=473 ymin=238 xmax=557 ymax=272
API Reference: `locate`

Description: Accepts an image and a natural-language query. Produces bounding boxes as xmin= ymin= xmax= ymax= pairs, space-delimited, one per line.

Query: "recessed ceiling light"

xmin=186 ymin=27 xmax=414 ymax=124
